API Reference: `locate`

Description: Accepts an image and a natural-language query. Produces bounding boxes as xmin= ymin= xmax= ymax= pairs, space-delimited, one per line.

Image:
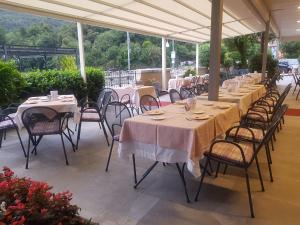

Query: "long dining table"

xmin=197 ymin=84 xmax=266 ymax=115
xmin=118 ymin=100 xmax=240 ymax=177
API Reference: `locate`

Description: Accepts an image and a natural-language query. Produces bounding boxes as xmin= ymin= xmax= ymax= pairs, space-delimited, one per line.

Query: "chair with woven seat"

xmin=195 ymin=127 xmax=265 ymax=218
xmin=0 ymin=110 xmax=26 ymax=157
xmin=76 ymin=101 xmax=110 ymax=150
xmin=104 ymin=101 xmax=132 ymax=171
xmin=21 ymin=106 xmax=74 ymax=169
xmin=195 ymin=117 xmax=282 ymax=217
xmin=169 ymin=89 xmax=183 ymax=103
xmin=140 ymin=95 xmax=160 ymax=113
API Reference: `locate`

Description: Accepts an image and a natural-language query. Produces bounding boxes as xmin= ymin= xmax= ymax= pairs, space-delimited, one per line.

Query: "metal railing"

xmin=105 ymin=70 xmax=137 ymax=87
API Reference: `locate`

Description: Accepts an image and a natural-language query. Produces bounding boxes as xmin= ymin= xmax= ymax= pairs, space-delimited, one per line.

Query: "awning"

xmin=0 ymin=0 xmax=266 ymax=43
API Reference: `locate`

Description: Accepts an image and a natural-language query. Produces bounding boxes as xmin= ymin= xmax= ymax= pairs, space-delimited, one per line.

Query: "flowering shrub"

xmin=0 ymin=167 xmax=93 ymax=225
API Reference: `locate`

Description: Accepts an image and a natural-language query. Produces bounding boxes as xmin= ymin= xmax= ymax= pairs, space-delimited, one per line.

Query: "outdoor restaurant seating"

xmin=195 ymin=114 xmax=282 ymax=218
xmin=21 ymin=106 xmax=74 ymax=169
xmin=169 ymin=89 xmax=183 ymax=103
xmin=104 ymin=101 xmax=132 ymax=172
xmin=76 ymin=99 xmax=110 ymax=149
xmin=139 ymin=95 xmax=160 ymax=113
xmin=0 ymin=108 xmax=26 ymax=157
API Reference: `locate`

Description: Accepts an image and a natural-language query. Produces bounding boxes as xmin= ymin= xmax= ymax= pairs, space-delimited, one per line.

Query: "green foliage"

xmin=199 ymin=42 xmax=227 ymax=67
xmin=22 ymin=67 xmax=105 ymax=101
xmin=183 ymin=68 xmax=196 ymax=77
xmin=0 ymin=27 xmax=5 ymax=44
xmin=59 ymin=56 xmax=77 ymax=71
xmin=0 ymin=60 xmax=25 ymax=106
xmin=248 ymin=53 xmax=279 ymax=78
xmin=85 ymin=67 xmax=105 ymax=101
xmin=280 ymin=41 xmax=300 ymax=58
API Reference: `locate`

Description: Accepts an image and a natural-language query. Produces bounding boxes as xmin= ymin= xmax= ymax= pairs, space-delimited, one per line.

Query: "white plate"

xmin=62 ymin=99 xmax=73 ymax=102
xmin=191 ymin=110 xmax=205 ymax=114
xmin=26 ymin=101 xmax=38 ymax=104
xmin=29 ymin=97 xmax=40 ymax=100
xmin=201 ymin=93 xmax=208 ymax=96
xmin=151 ymin=116 xmax=166 ymax=121
xmin=202 ymin=102 xmax=214 ymax=106
xmin=191 ymin=115 xmax=209 ymax=120
xmin=231 ymin=93 xmax=244 ymax=96
xmin=147 ymin=110 xmax=165 ymax=115
xmin=217 ymin=105 xmax=231 ymax=109
xmin=174 ymin=100 xmax=186 ymax=105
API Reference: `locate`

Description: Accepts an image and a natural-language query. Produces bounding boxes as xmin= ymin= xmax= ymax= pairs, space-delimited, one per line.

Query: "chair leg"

xmin=25 ymin=137 xmax=31 ymax=169
xmin=61 ymin=134 xmax=69 ymax=165
xmin=215 ymin=162 xmax=221 ymax=178
xmin=15 ymin=127 xmax=26 ymax=157
xmin=244 ymin=168 xmax=255 ymax=218
xmin=101 ymin=121 xmax=110 ymax=147
xmin=195 ymin=158 xmax=209 ymax=201
xmin=265 ymin=143 xmax=272 ymax=164
xmin=105 ymin=139 xmax=114 ymax=172
xmin=76 ymin=122 xmax=82 ymax=150
xmin=175 ymin=163 xmax=190 ymax=203
xmin=132 ymin=154 xmax=137 ymax=184
xmin=265 ymin=144 xmax=274 ymax=182
xmin=254 ymin=157 xmax=265 ymax=192
xmin=223 ymin=164 xmax=228 ymax=175
xmin=297 ymin=88 xmax=300 ymax=100
xmin=0 ymin=130 xmax=3 ymax=148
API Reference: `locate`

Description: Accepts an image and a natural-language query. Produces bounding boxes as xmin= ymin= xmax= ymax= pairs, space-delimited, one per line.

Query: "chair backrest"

xmin=97 ymin=88 xmax=119 ymax=110
xmin=169 ymin=89 xmax=182 ymax=103
xmin=152 ymin=82 xmax=161 ymax=97
xmin=21 ymin=106 xmax=60 ymax=134
xmin=180 ymin=86 xmax=195 ymax=99
xmin=140 ymin=95 xmax=160 ymax=113
xmin=104 ymin=101 xmax=132 ymax=137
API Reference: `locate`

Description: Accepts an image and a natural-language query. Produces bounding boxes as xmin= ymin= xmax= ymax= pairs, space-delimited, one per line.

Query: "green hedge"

xmin=248 ymin=53 xmax=279 ymax=78
xmin=22 ymin=67 xmax=105 ymax=102
xmin=0 ymin=61 xmax=25 ymax=106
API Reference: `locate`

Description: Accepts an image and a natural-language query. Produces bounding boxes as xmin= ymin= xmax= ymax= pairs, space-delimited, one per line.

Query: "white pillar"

xmin=208 ymin=0 xmax=223 ymax=101
xmin=196 ymin=43 xmax=199 ymax=74
xmin=77 ymin=22 xmax=86 ymax=83
xmin=127 ymin=32 xmax=131 ymax=70
xmin=262 ymin=20 xmax=270 ymax=80
xmin=161 ymin=37 xmax=167 ymax=91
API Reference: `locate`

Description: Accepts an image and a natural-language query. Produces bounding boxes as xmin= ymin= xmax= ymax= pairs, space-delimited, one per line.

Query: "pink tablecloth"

xmin=113 ymin=85 xmax=156 ymax=107
xmin=118 ymin=100 xmax=240 ymax=177
xmin=222 ymin=73 xmax=262 ymax=88
xmin=168 ymin=74 xmax=209 ymax=91
xmin=15 ymin=95 xmax=79 ymax=128
xmin=197 ymin=85 xmax=266 ymax=115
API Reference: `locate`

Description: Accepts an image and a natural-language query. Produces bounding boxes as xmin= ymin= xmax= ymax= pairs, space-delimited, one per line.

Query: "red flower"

xmin=11 ymin=216 xmax=26 ymax=225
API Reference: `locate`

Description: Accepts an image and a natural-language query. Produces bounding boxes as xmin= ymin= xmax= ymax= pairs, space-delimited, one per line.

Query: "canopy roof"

xmin=0 ymin=0 xmax=266 ymax=43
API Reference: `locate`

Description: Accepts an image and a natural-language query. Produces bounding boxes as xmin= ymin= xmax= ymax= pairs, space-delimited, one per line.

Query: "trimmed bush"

xmin=0 ymin=60 xmax=25 ymax=106
xmin=85 ymin=67 xmax=105 ymax=101
xmin=22 ymin=68 xmax=105 ymax=101
xmin=248 ymin=53 xmax=279 ymax=78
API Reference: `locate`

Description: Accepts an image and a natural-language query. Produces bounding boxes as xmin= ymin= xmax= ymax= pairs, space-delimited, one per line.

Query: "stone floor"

xmin=0 ymin=77 xmax=299 ymax=225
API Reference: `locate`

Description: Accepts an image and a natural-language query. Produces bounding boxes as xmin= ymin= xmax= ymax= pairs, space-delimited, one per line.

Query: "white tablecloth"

xmin=118 ymin=100 xmax=240 ymax=177
xmin=113 ymin=85 xmax=156 ymax=107
xmin=15 ymin=95 xmax=80 ymax=128
xmin=222 ymin=73 xmax=262 ymax=88
xmin=168 ymin=74 xmax=209 ymax=91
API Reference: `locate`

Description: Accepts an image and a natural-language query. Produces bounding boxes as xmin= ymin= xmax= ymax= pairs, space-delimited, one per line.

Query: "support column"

xmin=161 ymin=37 xmax=167 ymax=91
xmin=262 ymin=20 xmax=270 ymax=80
xmin=208 ymin=0 xmax=223 ymax=101
xmin=127 ymin=32 xmax=131 ymax=70
xmin=195 ymin=43 xmax=199 ymax=74
xmin=77 ymin=22 xmax=86 ymax=83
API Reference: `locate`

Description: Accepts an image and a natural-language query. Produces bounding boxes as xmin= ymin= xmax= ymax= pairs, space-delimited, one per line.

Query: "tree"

xmin=0 ymin=27 xmax=5 ymax=44
xmin=280 ymin=41 xmax=300 ymax=58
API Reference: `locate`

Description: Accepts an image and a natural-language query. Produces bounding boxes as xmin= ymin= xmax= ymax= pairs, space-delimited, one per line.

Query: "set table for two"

xmin=112 ymin=85 xmax=156 ymax=108
xmin=14 ymin=95 xmax=79 ymax=128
